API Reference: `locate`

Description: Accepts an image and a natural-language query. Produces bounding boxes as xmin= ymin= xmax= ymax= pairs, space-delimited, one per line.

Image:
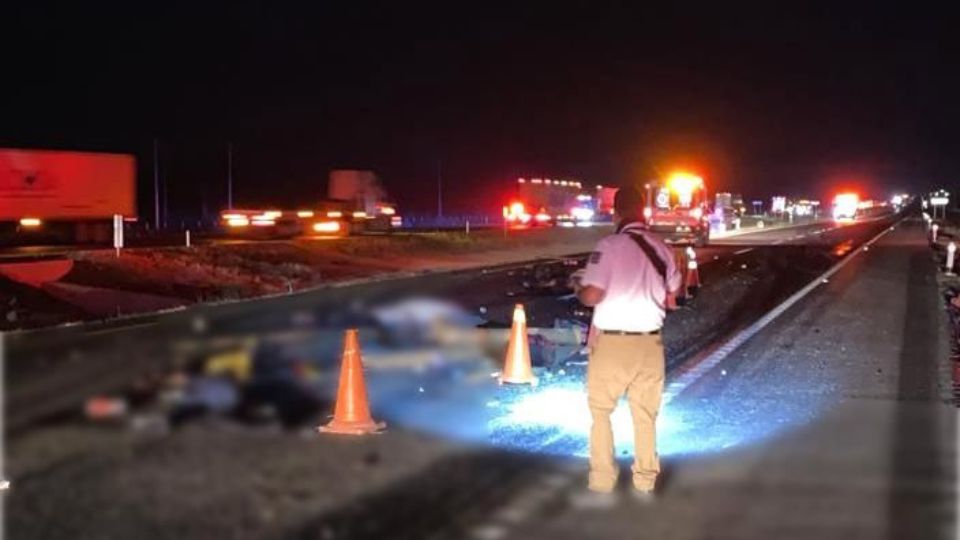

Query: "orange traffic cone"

xmin=318 ymin=329 xmax=385 ymax=435
xmin=500 ymin=304 xmax=537 ymax=385
xmin=685 ymin=247 xmax=701 ymax=292
xmin=665 ymin=291 xmax=678 ymax=311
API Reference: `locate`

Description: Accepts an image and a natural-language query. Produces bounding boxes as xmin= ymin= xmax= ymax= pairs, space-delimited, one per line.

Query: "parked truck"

xmin=0 ymin=148 xmax=136 ymax=243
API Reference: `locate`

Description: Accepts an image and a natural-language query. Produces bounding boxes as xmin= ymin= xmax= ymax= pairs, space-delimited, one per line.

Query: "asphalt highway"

xmin=3 ymin=216 xmax=875 ymax=432
xmin=8 ymin=212 xmax=950 ymax=540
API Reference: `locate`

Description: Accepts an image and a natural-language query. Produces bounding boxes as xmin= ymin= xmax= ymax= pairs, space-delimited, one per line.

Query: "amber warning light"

xmin=313 ymin=221 xmax=342 ymax=233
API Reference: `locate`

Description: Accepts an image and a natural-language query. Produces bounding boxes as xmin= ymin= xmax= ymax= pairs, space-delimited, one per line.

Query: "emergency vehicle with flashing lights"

xmin=831 ymin=193 xmax=859 ymax=221
xmin=220 ymin=169 xmax=401 ymax=237
xmin=593 ymin=185 xmax=618 ymax=222
xmin=642 ymin=172 xmax=710 ymax=246
xmin=503 ymin=177 xmax=590 ymax=227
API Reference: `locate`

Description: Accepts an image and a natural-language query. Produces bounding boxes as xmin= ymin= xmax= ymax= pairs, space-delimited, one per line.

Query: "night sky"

xmin=2 ymin=3 xmax=958 ymax=220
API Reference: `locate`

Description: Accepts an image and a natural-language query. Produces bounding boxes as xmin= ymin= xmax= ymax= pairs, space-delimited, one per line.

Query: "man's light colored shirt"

xmin=580 ymin=222 xmax=682 ymax=332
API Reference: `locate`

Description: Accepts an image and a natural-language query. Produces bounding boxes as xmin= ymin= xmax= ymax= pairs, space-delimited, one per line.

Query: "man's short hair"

xmin=614 ymin=185 xmax=644 ymax=218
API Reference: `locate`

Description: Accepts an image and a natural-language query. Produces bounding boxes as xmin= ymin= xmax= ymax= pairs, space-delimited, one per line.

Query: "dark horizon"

xmin=3 ymin=3 xmax=958 ymax=219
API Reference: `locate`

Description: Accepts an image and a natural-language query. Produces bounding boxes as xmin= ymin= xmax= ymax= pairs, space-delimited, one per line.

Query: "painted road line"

xmin=710 ymin=218 xmax=831 ymax=241
xmin=734 ymin=248 xmax=754 ymax=255
xmin=1 ymin=332 xmax=6 ymax=505
xmin=662 ymin=220 xmax=902 ymax=405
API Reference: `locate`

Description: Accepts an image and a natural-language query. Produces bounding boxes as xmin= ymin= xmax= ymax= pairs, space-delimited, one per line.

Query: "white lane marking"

xmin=662 ymin=219 xmax=901 ymax=405
xmin=0 ymin=332 xmax=5 ymax=516
xmin=734 ymin=248 xmax=754 ymax=255
xmin=471 ymin=525 xmax=508 ymax=540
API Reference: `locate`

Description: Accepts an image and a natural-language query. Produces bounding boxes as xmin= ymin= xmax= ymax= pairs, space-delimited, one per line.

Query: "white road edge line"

xmin=662 ymin=220 xmax=903 ymax=405
xmin=1 ymin=331 xmax=6 ymax=504
xmin=734 ymin=248 xmax=754 ymax=255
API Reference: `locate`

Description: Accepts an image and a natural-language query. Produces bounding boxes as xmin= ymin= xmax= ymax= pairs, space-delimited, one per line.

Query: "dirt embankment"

xmin=2 ymin=227 xmax=608 ymax=330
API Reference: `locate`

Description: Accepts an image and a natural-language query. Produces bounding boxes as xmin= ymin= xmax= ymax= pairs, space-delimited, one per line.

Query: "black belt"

xmin=601 ymin=329 xmax=660 ymax=336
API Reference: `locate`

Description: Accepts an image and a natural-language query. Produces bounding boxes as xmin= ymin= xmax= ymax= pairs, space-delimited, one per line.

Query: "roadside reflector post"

xmin=931 ymin=223 xmax=939 ymax=244
xmin=466 ymin=220 xmax=470 ymax=235
xmin=685 ymin=246 xmax=701 ymax=293
xmin=185 ymin=229 xmax=191 ymax=248
xmin=734 ymin=218 xmax=741 ymax=230
xmin=112 ymin=214 xmax=124 ymax=257
xmin=675 ymin=249 xmax=690 ymax=305
xmin=947 ymin=242 xmax=956 ymax=275
xmin=757 ymin=220 xmax=765 ymax=229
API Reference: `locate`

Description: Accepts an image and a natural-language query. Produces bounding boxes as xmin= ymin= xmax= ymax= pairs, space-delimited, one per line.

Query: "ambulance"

xmin=642 ymin=172 xmax=710 ymax=245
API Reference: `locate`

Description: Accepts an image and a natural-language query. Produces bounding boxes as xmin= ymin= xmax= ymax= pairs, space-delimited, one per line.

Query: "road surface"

xmin=7 ymin=213 xmax=953 ymax=539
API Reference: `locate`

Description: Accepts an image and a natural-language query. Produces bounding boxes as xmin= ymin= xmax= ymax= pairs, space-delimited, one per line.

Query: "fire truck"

xmin=503 ymin=177 xmax=588 ymax=227
xmin=642 ymin=172 xmax=710 ymax=246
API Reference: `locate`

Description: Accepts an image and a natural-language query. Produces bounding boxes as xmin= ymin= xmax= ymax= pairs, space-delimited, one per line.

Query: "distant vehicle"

xmin=730 ymin=193 xmax=746 ymax=215
xmin=715 ymin=192 xmax=733 ymax=212
xmin=712 ymin=192 xmax=744 ymax=231
xmin=0 ymin=148 xmax=136 ymax=243
xmin=220 ymin=169 xmax=400 ymax=237
xmin=594 ymin=186 xmax=618 ymax=221
xmin=710 ymin=206 xmax=739 ymax=232
xmin=856 ymin=198 xmax=896 ymax=220
xmin=890 ymin=193 xmax=912 ymax=211
xmin=791 ymin=199 xmax=820 ymax=218
xmin=643 ymin=172 xmax=710 ymax=246
xmin=771 ymin=196 xmax=787 ymax=215
xmin=832 ymin=193 xmax=859 ymax=221
xmin=503 ymin=177 xmax=586 ymax=227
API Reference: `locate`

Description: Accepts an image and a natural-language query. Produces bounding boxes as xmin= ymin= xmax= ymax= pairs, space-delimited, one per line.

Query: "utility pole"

xmin=227 ymin=142 xmax=234 ymax=209
xmin=437 ymin=159 xmax=443 ymax=218
xmin=153 ymin=138 xmax=160 ymax=230
xmin=162 ymin=163 xmax=169 ymax=229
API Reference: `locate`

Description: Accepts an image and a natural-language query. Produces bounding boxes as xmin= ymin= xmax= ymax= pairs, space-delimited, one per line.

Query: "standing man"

xmin=573 ymin=185 xmax=682 ymax=501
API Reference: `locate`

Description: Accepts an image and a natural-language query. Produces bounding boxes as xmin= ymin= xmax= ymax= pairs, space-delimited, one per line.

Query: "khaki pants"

xmin=587 ymin=332 xmax=665 ymax=492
